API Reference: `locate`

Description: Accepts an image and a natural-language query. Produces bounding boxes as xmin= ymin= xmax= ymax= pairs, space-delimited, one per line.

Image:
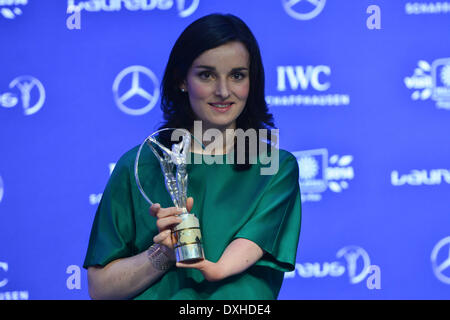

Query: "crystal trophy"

xmin=134 ymin=128 xmax=204 ymax=262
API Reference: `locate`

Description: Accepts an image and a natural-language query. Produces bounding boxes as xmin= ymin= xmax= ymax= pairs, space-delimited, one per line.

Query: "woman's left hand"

xmin=176 ymin=238 xmax=264 ymax=282
xmin=176 ymin=259 xmax=224 ymax=282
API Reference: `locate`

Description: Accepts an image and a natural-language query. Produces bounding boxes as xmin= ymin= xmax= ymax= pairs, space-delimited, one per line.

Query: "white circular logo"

xmin=440 ymin=64 xmax=450 ymax=87
xmin=431 ymin=236 xmax=450 ymax=284
xmin=177 ymin=0 xmax=200 ymax=18
xmin=8 ymin=76 xmax=46 ymax=115
xmin=282 ymin=0 xmax=326 ymax=20
xmin=112 ymin=66 xmax=160 ymax=116
xmin=0 ymin=261 xmax=7 ymax=288
xmin=298 ymin=156 xmax=319 ymax=180
xmin=0 ymin=176 xmax=3 ymax=203
xmin=336 ymin=246 xmax=371 ymax=284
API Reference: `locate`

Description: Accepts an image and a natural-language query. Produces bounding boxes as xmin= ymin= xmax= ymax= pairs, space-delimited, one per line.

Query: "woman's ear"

xmin=179 ymin=81 xmax=187 ymax=93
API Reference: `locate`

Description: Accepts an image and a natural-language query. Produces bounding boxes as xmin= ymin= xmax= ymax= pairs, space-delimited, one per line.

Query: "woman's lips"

xmin=208 ymin=102 xmax=234 ymax=113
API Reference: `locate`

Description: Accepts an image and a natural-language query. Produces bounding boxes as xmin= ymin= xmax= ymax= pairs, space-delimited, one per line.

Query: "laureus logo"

xmin=0 ymin=76 xmax=46 ymax=116
xmin=285 ymin=246 xmax=381 ymax=289
xmin=404 ymin=58 xmax=450 ymax=110
xmin=282 ymin=0 xmax=326 ymax=20
xmin=336 ymin=246 xmax=371 ymax=284
xmin=67 ymin=0 xmax=199 ymax=18
xmin=391 ymin=168 xmax=450 ymax=186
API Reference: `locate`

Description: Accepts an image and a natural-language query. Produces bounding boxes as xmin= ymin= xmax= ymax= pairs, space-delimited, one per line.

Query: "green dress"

xmin=83 ymin=144 xmax=302 ymax=300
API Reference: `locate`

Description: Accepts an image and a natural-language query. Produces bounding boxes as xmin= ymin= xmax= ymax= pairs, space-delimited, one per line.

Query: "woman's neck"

xmin=190 ymin=122 xmax=236 ymax=155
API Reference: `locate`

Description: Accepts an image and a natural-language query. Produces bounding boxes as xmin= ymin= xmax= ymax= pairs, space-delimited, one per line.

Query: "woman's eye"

xmin=198 ymin=71 xmax=213 ymax=80
xmin=232 ymin=72 xmax=246 ymax=80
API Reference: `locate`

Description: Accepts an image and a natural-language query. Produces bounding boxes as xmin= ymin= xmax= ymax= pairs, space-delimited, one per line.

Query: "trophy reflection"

xmin=135 ymin=128 xmax=204 ymax=262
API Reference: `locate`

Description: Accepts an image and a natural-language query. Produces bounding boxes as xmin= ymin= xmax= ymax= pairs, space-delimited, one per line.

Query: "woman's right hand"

xmin=150 ymin=197 xmax=194 ymax=250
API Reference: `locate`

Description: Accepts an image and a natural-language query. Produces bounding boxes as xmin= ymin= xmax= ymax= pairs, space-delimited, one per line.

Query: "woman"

xmin=83 ymin=13 xmax=301 ymax=300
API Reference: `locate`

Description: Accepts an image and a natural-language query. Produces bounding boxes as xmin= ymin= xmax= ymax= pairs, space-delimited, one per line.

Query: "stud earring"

xmin=181 ymin=88 xmax=186 ymax=92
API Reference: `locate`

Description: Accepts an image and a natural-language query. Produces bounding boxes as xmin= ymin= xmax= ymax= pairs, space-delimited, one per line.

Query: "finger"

xmin=157 ymin=207 xmax=184 ymax=219
xmin=186 ymin=197 xmax=194 ymax=212
xmin=153 ymin=229 xmax=171 ymax=243
xmin=149 ymin=203 xmax=160 ymax=217
xmin=176 ymin=262 xmax=198 ymax=269
xmin=156 ymin=215 xmax=183 ymax=231
xmin=171 ymin=233 xmax=177 ymax=244
xmin=176 ymin=258 xmax=205 ymax=269
xmin=176 ymin=262 xmax=190 ymax=269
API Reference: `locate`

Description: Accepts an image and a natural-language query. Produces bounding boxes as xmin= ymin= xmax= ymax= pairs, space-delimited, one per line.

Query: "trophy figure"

xmin=134 ymin=128 xmax=204 ymax=262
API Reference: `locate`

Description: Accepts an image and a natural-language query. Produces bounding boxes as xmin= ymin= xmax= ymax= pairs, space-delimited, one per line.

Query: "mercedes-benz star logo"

xmin=282 ymin=0 xmax=326 ymax=20
xmin=0 ymin=262 xmax=7 ymax=288
xmin=112 ymin=65 xmax=160 ymax=116
xmin=431 ymin=236 xmax=450 ymax=284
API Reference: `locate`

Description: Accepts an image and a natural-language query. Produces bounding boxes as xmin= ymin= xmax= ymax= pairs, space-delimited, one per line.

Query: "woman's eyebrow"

xmin=230 ymin=67 xmax=249 ymax=72
xmin=194 ymin=65 xmax=215 ymax=70
xmin=194 ymin=65 xmax=249 ymax=71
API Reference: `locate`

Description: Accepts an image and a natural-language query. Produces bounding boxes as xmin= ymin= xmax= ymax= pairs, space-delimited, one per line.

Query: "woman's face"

xmin=181 ymin=41 xmax=250 ymax=131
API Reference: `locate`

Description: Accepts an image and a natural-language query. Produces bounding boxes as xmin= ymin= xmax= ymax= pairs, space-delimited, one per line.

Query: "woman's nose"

xmin=215 ymin=78 xmax=230 ymax=99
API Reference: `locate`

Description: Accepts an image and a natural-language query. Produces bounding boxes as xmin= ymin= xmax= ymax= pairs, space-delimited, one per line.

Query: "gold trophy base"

xmin=175 ymin=243 xmax=204 ymax=262
xmin=173 ymin=213 xmax=204 ymax=262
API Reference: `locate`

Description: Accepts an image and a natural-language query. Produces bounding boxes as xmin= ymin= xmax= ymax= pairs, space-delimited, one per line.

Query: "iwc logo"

xmin=112 ymin=66 xmax=160 ymax=116
xmin=0 ymin=262 xmax=29 ymax=300
xmin=266 ymin=65 xmax=350 ymax=107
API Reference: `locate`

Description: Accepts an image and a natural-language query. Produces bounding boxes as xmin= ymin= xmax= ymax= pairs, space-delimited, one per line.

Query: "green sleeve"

xmin=234 ymin=152 xmax=302 ymax=272
xmin=83 ymin=153 xmax=137 ymax=269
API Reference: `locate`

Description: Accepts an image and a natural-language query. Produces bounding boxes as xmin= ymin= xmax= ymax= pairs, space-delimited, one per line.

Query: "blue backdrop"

xmin=1 ymin=0 xmax=449 ymax=300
